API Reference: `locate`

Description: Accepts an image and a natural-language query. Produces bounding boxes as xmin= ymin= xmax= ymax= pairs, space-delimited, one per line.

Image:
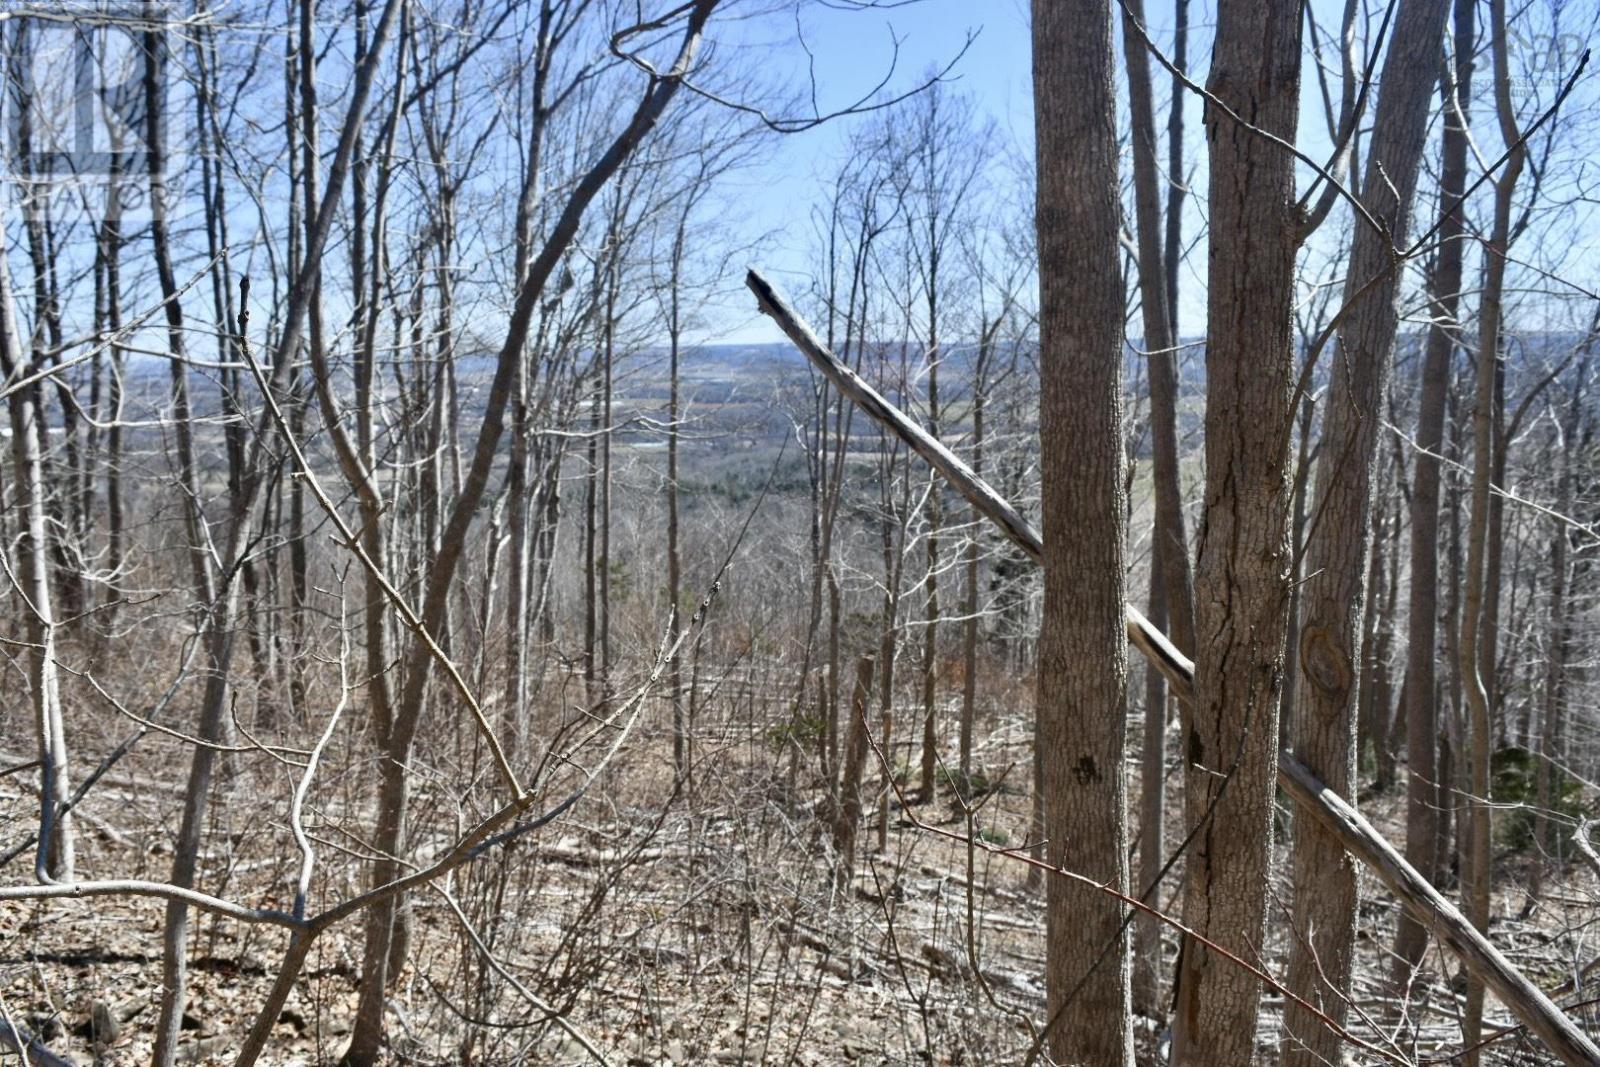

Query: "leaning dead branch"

xmin=746 ymin=266 xmax=1600 ymax=1067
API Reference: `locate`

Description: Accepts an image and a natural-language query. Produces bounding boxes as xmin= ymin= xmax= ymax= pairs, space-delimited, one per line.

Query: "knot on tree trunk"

xmin=1299 ymin=625 xmax=1353 ymax=698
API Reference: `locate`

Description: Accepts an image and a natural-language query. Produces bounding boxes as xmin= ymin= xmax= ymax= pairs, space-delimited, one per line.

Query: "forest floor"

xmin=3 ymin=687 xmax=1596 ymax=1066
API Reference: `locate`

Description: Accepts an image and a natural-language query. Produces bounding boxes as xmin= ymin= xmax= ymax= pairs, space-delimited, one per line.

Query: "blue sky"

xmin=706 ymin=0 xmax=1038 ymax=343
xmin=704 ymin=0 xmax=1246 ymax=345
xmin=702 ymin=0 xmax=1600 ymax=348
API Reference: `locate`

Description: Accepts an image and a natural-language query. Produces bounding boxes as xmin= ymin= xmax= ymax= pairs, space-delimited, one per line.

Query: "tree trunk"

xmin=749 ymin=268 xmax=1600 ymax=1064
xmin=1530 ymin=375 xmax=1584 ymax=899
xmin=958 ymin=364 xmax=984 ymax=780
xmin=0 ymin=198 xmax=73 ymax=884
xmin=143 ymin=2 xmax=216 ymax=614
xmin=584 ymin=374 xmax=600 ymax=701
xmin=1171 ymin=0 xmax=1302 ymax=1058
xmin=1395 ymin=0 xmax=1474 ymax=982
xmin=1458 ymin=0 xmax=1526 ymax=1053
xmin=1122 ymin=0 xmax=1195 ymax=1015
xmin=1032 ymin=0 xmax=1133 ymax=1060
xmin=97 ymin=159 xmax=126 ymax=612
xmin=338 ymin=10 xmax=719 ymax=1059
xmin=1280 ymin=0 xmax=1450 ymax=1056
xmin=1122 ymin=0 xmax=1197 ymax=662
xmin=1483 ymin=362 xmax=1508 ymax=743
xmin=600 ymin=239 xmax=616 ymax=710
xmin=667 ymin=203 xmax=689 ymax=783
xmin=1135 ymin=564 xmax=1168 ymax=1015
xmin=1279 ymin=390 xmax=1315 ymax=737
xmin=150 ymin=0 xmax=405 ymax=1053
xmin=833 ymin=657 xmax=876 ymax=887
xmin=918 ymin=311 xmax=941 ymax=804
xmin=1356 ymin=502 xmax=1394 ymax=789
xmin=1164 ymin=0 xmax=1188 ymax=345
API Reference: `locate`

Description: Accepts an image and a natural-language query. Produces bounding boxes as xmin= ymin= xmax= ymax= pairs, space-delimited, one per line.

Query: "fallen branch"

xmin=0 ymin=1007 xmax=76 ymax=1067
xmin=747 ymin=266 xmax=1600 ymax=1067
xmin=1277 ymin=758 xmax=1600 ymax=1065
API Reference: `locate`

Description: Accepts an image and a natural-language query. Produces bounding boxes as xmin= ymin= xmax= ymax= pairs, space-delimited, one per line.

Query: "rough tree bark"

xmin=1171 ymin=0 xmax=1302 ymax=1058
xmin=747 ymin=268 xmax=1600 ymax=1067
xmin=1280 ymin=0 xmax=1450 ymax=1058
xmin=1032 ymin=0 xmax=1133 ymax=1060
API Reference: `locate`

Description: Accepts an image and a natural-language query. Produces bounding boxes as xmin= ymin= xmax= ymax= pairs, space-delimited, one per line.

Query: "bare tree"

xmin=1394 ymin=0 xmax=1475 ymax=984
xmin=1457 ymin=0 xmax=1533 ymax=1053
xmin=339 ymin=7 xmax=724 ymax=1060
xmin=1121 ymin=0 xmax=1198 ymax=1013
xmin=0 ymin=190 xmax=73 ymax=885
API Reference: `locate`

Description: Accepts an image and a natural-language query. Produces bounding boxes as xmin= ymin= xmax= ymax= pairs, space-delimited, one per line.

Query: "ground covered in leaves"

xmin=3 ymin=683 xmax=1596 ymax=1065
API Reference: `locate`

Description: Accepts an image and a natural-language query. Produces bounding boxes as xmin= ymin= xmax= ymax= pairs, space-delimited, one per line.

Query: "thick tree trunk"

xmin=1032 ymin=0 xmax=1133 ymax=1060
xmin=749 ymin=269 xmax=1600 ymax=1065
xmin=1171 ymin=0 xmax=1302 ymax=1059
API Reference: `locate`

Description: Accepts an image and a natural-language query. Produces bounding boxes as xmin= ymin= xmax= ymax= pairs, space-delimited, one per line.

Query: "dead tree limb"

xmin=746 ymin=266 xmax=1600 ymax=1067
xmin=1275 ymin=760 xmax=1600 ymax=1065
xmin=0 ymin=1019 xmax=76 ymax=1067
xmin=743 ymin=271 xmax=1193 ymax=696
